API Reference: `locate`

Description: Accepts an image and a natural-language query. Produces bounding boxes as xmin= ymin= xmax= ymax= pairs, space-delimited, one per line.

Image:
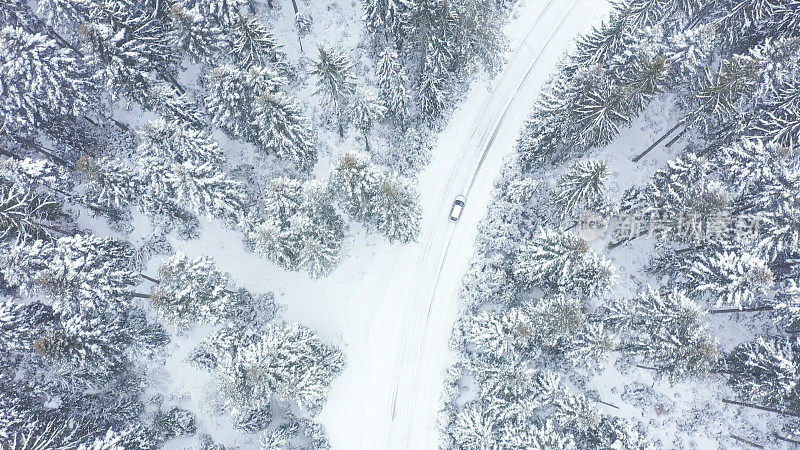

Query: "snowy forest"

xmin=1 ymin=0 xmax=799 ymax=448
xmin=443 ymin=0 xmax=800 ymax=448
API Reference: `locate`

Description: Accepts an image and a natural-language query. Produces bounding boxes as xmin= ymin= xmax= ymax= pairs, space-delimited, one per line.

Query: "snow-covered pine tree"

xmin=417 ymin=65 xmax=447 ymax=118
xmin=0 ymin=26 xmax=95 ymax=134
xmin=149 ymin=253 xmax=251 ymax=327
xmin=573 ymin=78 xmax=631 ymax=147
xmin=363 ymin=0 xmax=409 ymax=33
xmin=251 ymin=91 xmax=317 ymax=171
xmin=34 ymin=313 xmax=129 ymax=377
xmin=294 ymin=180 xmax=346 ymax=278
xmin=250 ymin=178 xmax=345 ymax=278
xmin=623 ymin=49 xmax=669 ymax=112
xmin=77 ymin=156 xmax=141 ymax=210
xmin=75 ymin=0 xmax=182 ymax=105
xmin=136 ymin=118 xmax=245 ymax=226
xmin=0 ymin=300 xmax=51 ymax=354
xmin=497 ymin=420 xmax=576 ymax=450
xmin=195 ymin=0 xmax=249 ymax=26
xmin=726 ymin=336 xmax=799 ymax=411
xmin=553 ymin=159 xmax=609 ymax=218
xmin=1 ymin=235 xmax=138 ymax=314
xmin=77 ymin=21 xmax=155 ymax=106
xmin=231 ymin=14 xmax=285 ymax=71
xmin=0 ymin=180 xmax=70 ymax=244
xmin=683 ymin=251 xmax=774 ymax=307
xmin=717 ymin=138 xmax=799 ymax=215
xmin=619 ymin=153 xmax=728 ymax=243
xmin=514 ymin=228 xmax=616 ymax=297
xmin=602 ymin=287 xmax=716 ymax=379
xmin=311 ymin=46 xmax=356 ymax=136
xmin=372 ymin=172 xmax=421 ymax=243
xmin=758 ymin=201 xmax=800 ymax=264
xmin=692 ymin=54 xmax=760 ymax=129
xmin=329 ymin=150 xmax=380 ymax=222
xmin=350 ymin=89 xmax=387 ymax=151
xmin=216 ymin=322 xmax=345 ymax=415
xmin=205 ymin=64 xmax=284 ymax=140
xmin=376 ymin=47 xmax=411 ymax=122
xmin=0 ymin=421 xmax=83 ymax=450
xmin=403 ymin=0 xmax=456 ymax=73
xmin=776 ymin=281 xmax=800 ymax=333
xmin=37 ymin=0 xmax=94 ymax=31
xmin=167 ymin=5 xmax=222 ymax=65
xmin=754 ymin=77 xmax=800 ymax=147
xmin=462 ymin=307 xmax=536 ymax=360
xmin=529 ymin=294 xmax=613 ymax=368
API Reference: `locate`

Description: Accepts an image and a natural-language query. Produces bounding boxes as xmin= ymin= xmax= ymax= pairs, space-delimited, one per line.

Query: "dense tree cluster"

xmin=444 ymin=0 xmax=800 ymax=447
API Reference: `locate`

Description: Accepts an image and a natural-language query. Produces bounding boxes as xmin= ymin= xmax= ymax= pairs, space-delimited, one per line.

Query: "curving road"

xmin=314 ymin=1 xmax=612 ymax=448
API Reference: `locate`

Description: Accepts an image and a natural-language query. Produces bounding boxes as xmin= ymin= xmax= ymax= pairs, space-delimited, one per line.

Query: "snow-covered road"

xmin=343 ymin=1 xmax=612 ymax=448
xmin=169 ymin=1 xmax=610 ymax=447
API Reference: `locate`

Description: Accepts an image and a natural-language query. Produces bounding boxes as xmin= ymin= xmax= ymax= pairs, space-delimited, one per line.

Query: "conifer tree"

xmin=376 ymin=47 xmax=411 ymax=121
xmin=205 ymin=64 xmax=284 ymax=140
xmin=216 ymin=322 xmax=345 ymax=415
xmin=195 ymin=0 xmax=249 ymax=26
xmin=250 ymin=178 xmax=345 ymax=278
xmin=553 ymin=160 xmax=609 ymax=218
xmin=364 ymin=0 xmax=409 ymax=33
xmin=34 ymin=313 xmax=129 ymax=376
xmin=231 ymin=14 xmax=285 ymax=71
xmin=1 ymin=235 xmax=138 ymax=314
xmin=329 ymin=151 xmax=380 ymax=222
xmin=251 ymin=91 xmax=317 ymax=171
xmin=136 ymin=118 xmax=245 ymax=225
xmin=372 ymin=172 xmax=421 ymax=243
xmin=692 ymin=54 xmax=760 ymax=127
xmin=167 ymin=5 xmax=222 ymax=65
xmin=417 ymin=68 xmax=446 ymax=118
xmin=0 ymin=26 xmax=95 ymax=133
xmin=602 ymin=288 xmax=717 ymax=379
xmin=683 ymin=251 xmax=774 ymax=307
xmin=514 ymin=229 xmax=616 ymax=297
xmin=726 ymin=336 xmax=799 ymax=411
xmin=311 ymin=46 xmax=356 ymax=136
xmin=205 ymin=65 xmax=315 ymax=170
xmin=619 ymin=153 xmax=727 ymax=243
xmin=0 ymin=180 xmax=70 ymax=244
xmin=350 ymin=89 xmax=387 ymax=150
xmin=149 ymin=253 xmax=250 ymax=327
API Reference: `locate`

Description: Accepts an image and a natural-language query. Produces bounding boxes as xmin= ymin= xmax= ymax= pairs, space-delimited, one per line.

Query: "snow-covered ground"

xmin=160 ymin=0 xmax=612 ymax=448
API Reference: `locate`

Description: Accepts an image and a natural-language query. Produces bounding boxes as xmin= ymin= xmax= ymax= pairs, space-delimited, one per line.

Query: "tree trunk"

xmin=32 ymin=221 xmax=72 ymax=236
xmin=709 ymin=306 xmax=774 ymax=314
xmin=722 ymin=399 xmax=800 ymax=418
xmin=632 ymin=119 xmax=686 ymax=163
xmin=131 ymin=292 xmax=152 ymax=299
xmin=596 ymin=399 xmax=619 ymax=409
xmin=0 ymin=148 xmax=21 ymax=160
xmin=290 ymin=0 xmax=299 ymax=14
xmin=109 ymin=117 xmax=129 ymax=131
xmin=157 ymin=70 xmax=186 ymax=96
xmin=12 ymin=136 xmax=75 ymax=170
xmin=607 ymin=229 xmax=649 ymax=249
xmin=141 ymin=274 xmax=161 ymax=284
xmin=773 ymin=432 xmax=800 ymax=445
xmin=664 ymin=126 xmax=689 ymax=148
xmin=729 ymin=435 xmax=763 ymax=449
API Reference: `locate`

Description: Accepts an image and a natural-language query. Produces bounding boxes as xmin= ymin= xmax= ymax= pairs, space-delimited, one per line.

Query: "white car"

xmin=449 ymin=195 xmax=466 ymax=221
